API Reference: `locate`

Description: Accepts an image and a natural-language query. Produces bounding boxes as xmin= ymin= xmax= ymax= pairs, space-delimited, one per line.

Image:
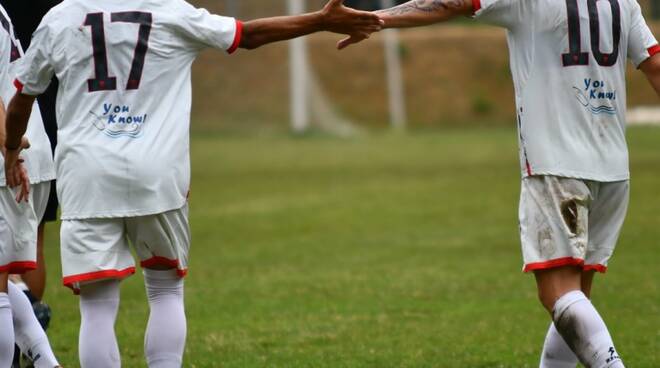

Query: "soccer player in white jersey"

xmin=3 ymin=0 xmax=381 ymax=366
xmin=0 ymin=4 xmax=61 ymax=368
xmin=340 ymin=0 xmax=660 ymax=367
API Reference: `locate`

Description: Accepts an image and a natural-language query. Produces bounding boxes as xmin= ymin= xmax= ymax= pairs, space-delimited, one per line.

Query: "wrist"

xmin=4 ymin=140 xmax=21 ymax=151
xmin=313 ymin=10 xmax=327 ymax=32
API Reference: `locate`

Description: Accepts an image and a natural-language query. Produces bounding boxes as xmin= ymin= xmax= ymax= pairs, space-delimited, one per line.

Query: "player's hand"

xmin=3 ymin=136 xmax=31 ymax=203
xmin=319 ymin=0 xmax=384 ymax=36
xmin=337 ymin=33 xmax=371 ymax=50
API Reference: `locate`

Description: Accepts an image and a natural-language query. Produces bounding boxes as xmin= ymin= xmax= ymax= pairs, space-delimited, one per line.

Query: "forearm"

xmin=4 ymin=93 xmax=34 ymax=150
xmin=377 ymin=0 xmax=474 ymax=28
xmin=240 ymin=12 xmax=323 ymax=50
xmin=640 ymin=55 xmax=660 ymax=97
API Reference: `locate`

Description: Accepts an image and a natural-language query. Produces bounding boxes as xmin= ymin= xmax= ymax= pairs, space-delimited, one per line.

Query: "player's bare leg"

xmin=78 ymin=280 xmax=121 ymax=368
xmin=143 ymin=265 xmax=186 ymax=368
xmin=21 ymin=223 xmax=47 ymax=300
xmin=536 ymin=266 xmax=624 ymax=368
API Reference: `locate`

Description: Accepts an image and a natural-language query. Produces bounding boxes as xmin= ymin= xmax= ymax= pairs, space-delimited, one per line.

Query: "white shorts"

xmin=0 ymin=182 xmax=51 ymax=274
xmin=519 ymin=176 xmax=629 ymax=273
xmin=61 ymin=205 xmax=190 ymax=294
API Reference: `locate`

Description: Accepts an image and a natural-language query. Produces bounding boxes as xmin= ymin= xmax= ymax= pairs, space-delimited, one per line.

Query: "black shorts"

xmin=41 ymin=181 xmax=58 ymax=224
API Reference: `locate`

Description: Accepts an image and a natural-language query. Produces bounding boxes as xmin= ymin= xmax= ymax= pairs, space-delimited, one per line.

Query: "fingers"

xmin=337 ymin=34 xmax=369 ymax=50
xmin=16 ymin=165 xmax=30 ymax=203
xmin=20 ymin=137 xmax=30 ymax=150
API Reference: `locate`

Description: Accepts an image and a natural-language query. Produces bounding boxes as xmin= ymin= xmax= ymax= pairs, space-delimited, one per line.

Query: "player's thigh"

xmin=60 ymin=218 xmax=136 ymax=293
xmin=127 ymin=205 xmax=190 ymax=274
xmin=519 ymin=176 xmax=591 ymax=273
xmin=584 ymin=180 xmax=630 ymax=273
xmin=0 ymin=186 xmax=39 ymax=274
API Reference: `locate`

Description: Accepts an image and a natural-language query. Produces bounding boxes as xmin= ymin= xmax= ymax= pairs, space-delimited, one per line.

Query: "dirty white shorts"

xmin=0 ymin=182 xmax=51 ymax=274
xmin=61 ymin=204 xmax=190 ymax=294
xmin=519 ymin=176 xmax=629 ymax=273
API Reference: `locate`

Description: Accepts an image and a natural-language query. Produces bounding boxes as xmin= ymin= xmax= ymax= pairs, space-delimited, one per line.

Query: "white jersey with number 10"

xmin=474 ymin=0 xmax=658 ymax=182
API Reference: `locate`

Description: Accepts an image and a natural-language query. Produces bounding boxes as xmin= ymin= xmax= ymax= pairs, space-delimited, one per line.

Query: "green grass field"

xmin=40 ymin=126 xmax=660 ymax=367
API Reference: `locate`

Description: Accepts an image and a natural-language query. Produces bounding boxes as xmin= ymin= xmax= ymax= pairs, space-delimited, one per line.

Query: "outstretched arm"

xmin=338 ymin=0 xmax=474 ymax=49
xmin=239 ymin=0 xmax=383 ymax=50
xmin=640 ymin=54 xmax=660 ymax=97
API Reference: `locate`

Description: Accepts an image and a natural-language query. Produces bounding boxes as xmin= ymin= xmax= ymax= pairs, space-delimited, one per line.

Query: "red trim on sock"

xmin=63 ymin=267 xmax=136 ymax=294
xmin=0 ymin=261 xmax=37 ymax=274
xmin=648 ymin=44 xmax=660 ymax=57
xmin=227 ymin=20 xmax=243 ymax=54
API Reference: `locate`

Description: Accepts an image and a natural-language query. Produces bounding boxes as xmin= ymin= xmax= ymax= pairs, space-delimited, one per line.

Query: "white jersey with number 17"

xmin=15 ymin=0 xmax=242 ymax=220
xmin=474 ymin=0 xmax=658 ymax=182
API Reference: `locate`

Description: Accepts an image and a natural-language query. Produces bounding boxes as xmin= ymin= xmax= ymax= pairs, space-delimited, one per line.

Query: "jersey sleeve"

xmin=0 ymin=32 xmax=12 ymax=104
xmin=173 ymin=0 xmax=242 ymax=54
xmin=473 ymin=0 xmax=525 ymax=29
xmin=627 ymin=2 xmax=658 ymax=68
xmin=13 ymin=23 xmax=55 ymax=96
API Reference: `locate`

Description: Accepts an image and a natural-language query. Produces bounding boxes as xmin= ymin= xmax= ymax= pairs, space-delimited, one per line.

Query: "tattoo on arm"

xmin=376 ymin=0 xmax=468 ymax=16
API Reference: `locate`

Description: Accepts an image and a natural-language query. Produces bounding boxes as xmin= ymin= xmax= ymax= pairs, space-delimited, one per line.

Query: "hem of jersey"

xmin=227 ymin=20 xmax=243 ymax=54
xmin=63 ymin=267 xmax=136 ymax=295
xmin=523 ymin=257 xmax=608 ymax=274
xmin=59 ymin=198 xmax=188 ymax=221
xmin=141 ymin=256 xmax=188 ymax=277
xmin=0 ymin=175 xmax=55 ymax=187
xmin=0 ymin=261 xmax=37 ymax=274
xmin=521 ymin=168 xmax=630 ymax=183
xmin=28 ymin=175 xmax=56 ymax=185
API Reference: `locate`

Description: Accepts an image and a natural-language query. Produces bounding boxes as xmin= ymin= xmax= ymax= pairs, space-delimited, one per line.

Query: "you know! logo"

xmin=90 ymin=103 xmax=148 ymax=138
xmin=573 ymin=78 xmax=617 ymax=115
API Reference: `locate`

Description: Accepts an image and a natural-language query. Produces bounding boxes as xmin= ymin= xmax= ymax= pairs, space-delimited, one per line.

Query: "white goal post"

xmin=287 ymin=0 xmax=407 ymax=133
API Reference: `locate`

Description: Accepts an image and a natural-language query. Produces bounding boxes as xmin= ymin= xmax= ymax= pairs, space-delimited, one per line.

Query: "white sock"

xmin=8 ymin=282 xmax=59 ymax=368
xmin=144 ymin=269 xmax=186 ymax=368
xmin=552 ymin=291 xmax=624 ymax=368
xmin=540 ymin=322 xmax=578 ymax=368
xmin=79 ymin=280 xmax=121 ymax=368
xmin=0 ymin=292 xmax=15 ymax=368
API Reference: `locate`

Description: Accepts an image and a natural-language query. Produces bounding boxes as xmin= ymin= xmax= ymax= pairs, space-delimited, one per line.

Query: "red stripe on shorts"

xmin=63 ymin=267 xmax=136 ymax=294
xmin=0 ymin=261 xmax=37 ymax=274
xmin=141 ymin=256 xmax=188 ymax=277
xmin=524 ymin=257 xmax=584 ymax=272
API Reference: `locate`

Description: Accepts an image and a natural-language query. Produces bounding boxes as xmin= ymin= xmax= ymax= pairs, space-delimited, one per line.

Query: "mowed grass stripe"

xmin=42 ymin=127 xmax=659 ymax=367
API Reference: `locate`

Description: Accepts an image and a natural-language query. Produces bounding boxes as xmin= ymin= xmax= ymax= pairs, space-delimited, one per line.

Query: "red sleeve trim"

xmin=227 ymin=20 xmax=243 ymax=55
xmin=472 ymin=0 xmax=482 ymax=14
xmin=13 ymin=79 xmax=24 ymax=93
xmin=648 ymin=44 xmax=660 ymax=57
